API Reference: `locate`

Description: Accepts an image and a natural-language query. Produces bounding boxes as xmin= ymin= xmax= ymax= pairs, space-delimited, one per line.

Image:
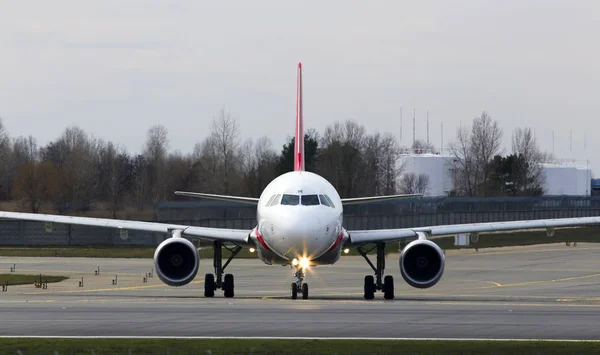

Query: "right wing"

xmin=174 ymin=191 xmax=259 ymax=204
xmin=341 ymin=193 xmax=422 ymax=205
xmin=347 ymin=216 xmax=600 ymax=245
xmin=0 ymin=211 xmax=252 ymax=245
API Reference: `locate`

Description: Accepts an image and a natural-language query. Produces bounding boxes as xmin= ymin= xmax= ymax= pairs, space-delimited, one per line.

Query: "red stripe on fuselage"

xmin=255 ymin=227 xmax=272 ymax=251
xmin=327 ymin=231 xmax=344 ymax=252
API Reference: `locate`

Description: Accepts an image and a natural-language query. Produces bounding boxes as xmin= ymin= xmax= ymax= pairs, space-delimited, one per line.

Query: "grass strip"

xmin=0 ymin=274 xmax=68 ymax=286
xmin=0 ymin=339 xmax=599 ymax=354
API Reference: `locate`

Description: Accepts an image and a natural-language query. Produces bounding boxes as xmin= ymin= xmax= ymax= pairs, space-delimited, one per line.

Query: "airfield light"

xmin=299 ymin=257 xmax=310 ymax=269
xmin=249 ymin=248 xmax=256 ymax=253
xmin=343 ymin=248 xmax=350 ymax=254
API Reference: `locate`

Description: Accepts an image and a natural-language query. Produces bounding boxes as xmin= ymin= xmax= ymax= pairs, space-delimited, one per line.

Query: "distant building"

xmin=399 ymin=152 xmax=593 ymax=197
xmin=592 ymin=179 xmax=600 ymax=196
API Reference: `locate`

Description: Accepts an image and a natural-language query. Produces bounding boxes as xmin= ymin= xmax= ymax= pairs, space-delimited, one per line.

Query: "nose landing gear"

xmin=291 ymin=267 xmax=308 ymax=300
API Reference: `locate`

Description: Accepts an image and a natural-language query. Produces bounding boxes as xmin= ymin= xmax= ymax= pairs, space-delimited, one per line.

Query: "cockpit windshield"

xmin=272 ymin=193 xmax=333 ymax=207
xmin=280 ymin=194 xmax=300 ymax=205
xmin=301 ymin=195 xmax=320 ymax=206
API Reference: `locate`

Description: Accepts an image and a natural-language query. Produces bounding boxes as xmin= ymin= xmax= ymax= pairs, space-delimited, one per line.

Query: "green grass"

xmin=0 ymin=274 xmax=68 ymax=286
xmin=0 ymin=339 xmax=598 ymax=354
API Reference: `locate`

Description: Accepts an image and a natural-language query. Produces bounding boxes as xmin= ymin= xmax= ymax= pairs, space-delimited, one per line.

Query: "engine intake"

xmin=400 ymin=239 xmax=445 ymax=288
xmin=154 ymin=237 xmax=199 ymax=286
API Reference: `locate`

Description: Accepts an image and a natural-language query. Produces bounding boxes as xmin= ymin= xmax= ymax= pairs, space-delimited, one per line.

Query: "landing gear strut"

xmin=291 ymin=267 xmax=309 ymax=300
xmin=357 ymin=242 xmax=394 ymax=300
xmin=204 ymin=240 xmax=242 ymax=298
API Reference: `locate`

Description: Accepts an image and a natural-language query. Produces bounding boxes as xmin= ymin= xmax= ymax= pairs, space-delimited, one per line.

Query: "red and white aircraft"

xmin=2 ymin=63 xmax=600 ymax=300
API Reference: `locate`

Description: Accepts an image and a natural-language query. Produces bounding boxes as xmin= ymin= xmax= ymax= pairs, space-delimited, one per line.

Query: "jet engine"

xmin=399 ymin=239 xmax=445 ymax=288
xmin=154 ymin=237 xmax=199 ymax=286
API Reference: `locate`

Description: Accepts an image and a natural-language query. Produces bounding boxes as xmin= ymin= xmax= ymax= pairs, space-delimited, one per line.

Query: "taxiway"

xmin=1 ymin=243 xmax=600 ymax=339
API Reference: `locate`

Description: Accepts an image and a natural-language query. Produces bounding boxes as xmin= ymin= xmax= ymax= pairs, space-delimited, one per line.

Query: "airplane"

xmin=2 ymin=62 xmax=600 ymax=300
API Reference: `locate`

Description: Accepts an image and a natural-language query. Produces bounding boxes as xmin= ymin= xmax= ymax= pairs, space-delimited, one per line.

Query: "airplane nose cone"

xmin=266 ymin=211 xmax=335 ymax=260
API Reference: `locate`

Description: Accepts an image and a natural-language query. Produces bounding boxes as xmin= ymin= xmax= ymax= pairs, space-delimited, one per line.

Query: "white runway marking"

xmin=0 ymin=336 xmax=598 ymax=342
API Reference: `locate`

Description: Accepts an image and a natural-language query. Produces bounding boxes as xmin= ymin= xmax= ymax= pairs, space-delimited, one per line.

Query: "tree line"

xmin=0 ymin=109 xmax=549 ymax=216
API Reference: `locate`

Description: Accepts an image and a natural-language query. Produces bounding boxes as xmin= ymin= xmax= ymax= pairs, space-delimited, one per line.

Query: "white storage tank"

xmin=399 ymin=153 xmax=454 ymax=197
xmin=541 ymin=163 xmax=591 ymax=196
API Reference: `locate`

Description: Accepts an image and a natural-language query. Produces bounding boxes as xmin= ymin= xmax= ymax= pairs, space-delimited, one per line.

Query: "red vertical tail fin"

xmin=294 ymin=62 xmax=305 ymax=171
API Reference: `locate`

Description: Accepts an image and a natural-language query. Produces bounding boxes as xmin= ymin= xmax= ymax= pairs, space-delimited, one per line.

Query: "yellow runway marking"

xmin=22 ymin=281 xmax=204 ymax=295
xmin=474 ymin=273 xmax=600 ymax=289
xmin=10 ymin=269 xmax=142 ymax=276
xmin=457 ymin=246 xmax=600 ymax=257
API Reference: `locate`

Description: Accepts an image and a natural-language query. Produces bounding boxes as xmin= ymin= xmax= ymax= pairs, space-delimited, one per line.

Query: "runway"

xmin=2 ymin=243 xmax=600 ymax=339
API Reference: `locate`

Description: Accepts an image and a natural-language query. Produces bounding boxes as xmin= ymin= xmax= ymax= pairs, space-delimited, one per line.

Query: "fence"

xmin=2 ymin=196 xmax=600 ymax=246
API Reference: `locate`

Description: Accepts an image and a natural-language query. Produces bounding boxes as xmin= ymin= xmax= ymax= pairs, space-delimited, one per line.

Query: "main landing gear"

xmin=291 ymin=267 xmax=309 ymax=300
xmin=357 ymin=242 xmax=394 ymax=300
xmin=204 ymin=241 xmax=242 ymax=298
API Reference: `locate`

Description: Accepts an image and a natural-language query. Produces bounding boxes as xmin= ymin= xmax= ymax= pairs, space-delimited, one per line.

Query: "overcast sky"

xmin=1 ymin=1 xmax=598 ymax=173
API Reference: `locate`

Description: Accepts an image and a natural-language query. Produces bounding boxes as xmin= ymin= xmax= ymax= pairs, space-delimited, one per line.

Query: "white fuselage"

xmin=253 ymin=171 xmax=345 ymax=264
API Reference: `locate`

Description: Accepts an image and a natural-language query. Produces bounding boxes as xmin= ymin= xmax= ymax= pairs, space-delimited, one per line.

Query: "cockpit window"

xmin=322 ymin=194 xmax=335 ymax=208
xmin=319 ymin=194 xmax=331 ymax=207
xmin=280 ymin=194 xmax=300 ymax=206
xmin=266 ymin=194 xmax=277 ymax=206
xmin=301 ymin=194 xmax=320 ymax=206
xmin=267 ymin=194 xmax=281 ymax=206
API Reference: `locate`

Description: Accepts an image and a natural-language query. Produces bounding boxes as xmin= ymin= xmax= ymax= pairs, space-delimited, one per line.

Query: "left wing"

xmin=0 ymin=211 xmax=252 ymax=245
xmin=347 ymin=216 xmax=600 ymax=245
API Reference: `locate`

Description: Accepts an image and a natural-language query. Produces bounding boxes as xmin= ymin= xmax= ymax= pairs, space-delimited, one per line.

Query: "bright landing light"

xmin=343 ymin=248 xmax=350 ymax=254
xmin=299 ymin=257 xmax=310 ymax=269
xmin=292 ymin=257 xmax=311 ymax=268
xmin=249 ymin=248 xmax=256 ymax=253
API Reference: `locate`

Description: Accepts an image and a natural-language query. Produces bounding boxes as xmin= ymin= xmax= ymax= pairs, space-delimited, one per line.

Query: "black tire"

xmin=291 ymin=283 xmax=298 ymax=300
xmin=364 ymin=275 xmax=375 ymax=300
xmin=383 ymin=275 xmax=394 ymax=300
xmin=223 ymin=273 xmax=234 ymax=298
xmin=301 ymin=283 xmax=309 ymax=300
xmin=204 ymin=273 xmax=215 ymax=298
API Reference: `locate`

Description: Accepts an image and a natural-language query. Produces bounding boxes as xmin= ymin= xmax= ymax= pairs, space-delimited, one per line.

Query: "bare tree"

xmin=239 ymin=137 xmax=278 ymax=196
xmin=12 ymin=162 xmax=59 ymax=213
xmin=97 ymin=142 xmax=132 ymax=218
xmin=143 ymin=125 xmax=169 ymax=202
xmin=40 ymin=126 xmax=98 ymax=213
xmin=0 ymin=117 xmax=13 ymax=199
xmin=210 ymin=107 xmax=241 ymax=194
xmin=449 ymin=125 xmax=478 ymax=196
xmin=511 ymin=127 xmax=545 ymax=194
xmin=362 ymin=132 xmax=403 ymax=195
xmin=399 ymin=173 xmax=430 ymax=194
xmin=449 ymin=111 xmax=502 ymax=196
xmin=317 ymin=120 xmax=367 ymax=197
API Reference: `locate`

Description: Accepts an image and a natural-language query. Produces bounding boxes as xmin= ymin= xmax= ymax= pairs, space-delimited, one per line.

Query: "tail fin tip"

xmin=294 ymin=62 xmax=305 ymax=171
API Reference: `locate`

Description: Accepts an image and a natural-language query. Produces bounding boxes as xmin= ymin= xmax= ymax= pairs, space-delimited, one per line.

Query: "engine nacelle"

xmin=400 ymin=239 xmax=445 ymax=289
xmin=154 ymin=237 xmax=199 ymax=287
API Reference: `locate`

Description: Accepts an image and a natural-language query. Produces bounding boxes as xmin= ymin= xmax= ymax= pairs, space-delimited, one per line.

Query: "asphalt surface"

xmin=2 ymin=243 xmax=600 ymax=339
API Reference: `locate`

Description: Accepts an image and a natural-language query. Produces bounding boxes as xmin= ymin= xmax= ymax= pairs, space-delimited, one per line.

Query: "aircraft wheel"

xmin=204 ymin=274 xmax=215 ymax=298
xmin=291 ymin=283 xmax=298 ymax=300
xmin=301 ymin=283 xmax=309 ymax=300
xmin=223 ymin=274 xmax=234 ymax=298
xmin=383 ymin=275 xmax=394 ymax=300
xmin=364 ymin=275 xmax=375 ymax=300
